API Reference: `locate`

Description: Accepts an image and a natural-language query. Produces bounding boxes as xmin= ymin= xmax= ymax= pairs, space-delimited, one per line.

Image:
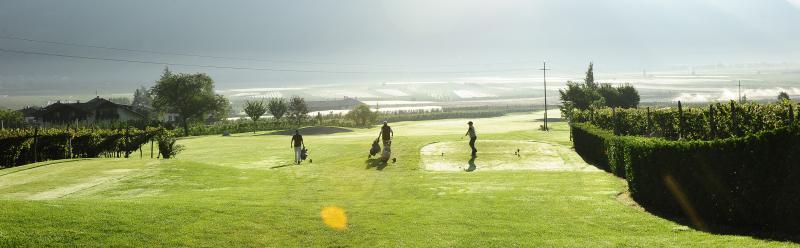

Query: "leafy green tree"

xmin=778 ymin=92 xmax=791 ymax=102
xmin=244 ymin=100 xmax=267 ymax=133
xmin=315 ymin=112 xmax=323 ymax=125
xmin=616 ymin=84 xmax=640 ymax=108
xmin=268 ymin=98 xmax=287 ymax=121
xmin=560 ymin=63 xmax=640 ymax=120
xmin=598 ymin=84 xmax=621 ymax=107
xmin=585 ymin=62 xmax=597 ymax=89
xmin=597 ymin=83 xmax=639 ymax=108
xmin=346 ymin=103 xmax=377 ymax=127
xmin=287 ymin=96 xmax=309 ymax=126
xmin=150 ymin=70 xmax=228 ymax=136
xmin=210 ymin=95 xmax=231 ymax=122
xmin=133 ymin=86 xmax=153 ymax=107
xmin=0 ymin=109 xmax=24 ymax=128
xmin=131 ymin=86 xmax=155 ymax=119
xmin=559 ymin=81 xmax=603 ymax=119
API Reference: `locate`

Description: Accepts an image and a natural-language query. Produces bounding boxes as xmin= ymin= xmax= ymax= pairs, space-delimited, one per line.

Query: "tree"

xmin=244 ymin=100 xmax=267 ymax=133
xmin=287 ymin=96 xmax=309 ymax=126
xmin=597 ymin=84 xmax=621 ymax=107
xmin=597 ymin=83 xmax=640 ymax=108
xmin=151 ymin=71 xmax=228 ymax=136
xmin=315 ymin=112 xmax=323 ymax=125
xmin=559 ymin=63 xmax=640 ymax=120
xmin=132 ymin=86 xmax=153 ymax=108
xmin=559 ymin=80 xmax=603 ymax=119
xmin=346 ymin=103 xmax=377 ymax=127
xmin=210 ymin=95 xmax=231 ymax=122
xmin=778 ymin=92 xmax=791 ymax=102
xmin=585 ymin=62 xmax=597 ymax=89
xmin=268 ymin=98 xmax=288 ymax=121
xmin=0 ymin=109 xmax=23 ymax=128
xmin=616 ymin=84 xmax=640 ymax=108
xmin=131 ymin=86 xmax=155 ymax=119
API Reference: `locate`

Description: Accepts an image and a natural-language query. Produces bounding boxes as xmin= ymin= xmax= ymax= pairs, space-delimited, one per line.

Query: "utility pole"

xmin=738 ymin=80 xmax=742 ymax=103
xmin=539 ymin=61 xmax=551 ymax=131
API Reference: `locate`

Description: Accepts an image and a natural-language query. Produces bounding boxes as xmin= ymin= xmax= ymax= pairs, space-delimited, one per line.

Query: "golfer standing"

xmin=378 ymin=121 xmax=393 ymax=146
xmin=465 ymin=121 xmax=477 ymax=157
xmin=291 ymin=130 xmax=305 ymax=164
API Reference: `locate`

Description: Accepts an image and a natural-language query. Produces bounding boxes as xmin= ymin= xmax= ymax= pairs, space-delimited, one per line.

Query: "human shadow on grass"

xmin=465 ymin=156 xmax=477 ymax=172
xmin=364 ymin=159 xmax=389 ymax=171
xmin=269 ymin=163 xmax=295 ymax=169
xmin=533 ymin=117 xmax=565 ymax=123
xmin=577 ymin=155 xmax=800 ymax=243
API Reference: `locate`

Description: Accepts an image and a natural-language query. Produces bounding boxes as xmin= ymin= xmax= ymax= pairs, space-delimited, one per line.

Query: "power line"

xmin=0 ymin=34 xmax=542 ymax=68
xmin=0 ymin=47 xmax=537 ymax=74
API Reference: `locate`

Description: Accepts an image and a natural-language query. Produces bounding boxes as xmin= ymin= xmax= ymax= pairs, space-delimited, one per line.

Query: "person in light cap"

xmin=464 ymin=121 xmax=477 ymax=157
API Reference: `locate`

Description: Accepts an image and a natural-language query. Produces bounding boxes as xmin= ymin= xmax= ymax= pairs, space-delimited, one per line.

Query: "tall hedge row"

xmin=571 ymin=122 xmax=800 ymax=232
xmin=572 ymin=101 xmax=797 ymax=140
xmin=0 ymin=127 xmax=167 ymax=168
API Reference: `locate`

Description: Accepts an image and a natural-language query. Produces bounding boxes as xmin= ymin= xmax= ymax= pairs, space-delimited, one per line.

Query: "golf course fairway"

xmin=0 ymin=111 xmax=795 ymax=247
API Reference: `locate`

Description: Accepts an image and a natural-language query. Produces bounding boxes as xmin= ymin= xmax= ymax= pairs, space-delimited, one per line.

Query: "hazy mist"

xmin=1 ymin=0 xmax=799 ymax=94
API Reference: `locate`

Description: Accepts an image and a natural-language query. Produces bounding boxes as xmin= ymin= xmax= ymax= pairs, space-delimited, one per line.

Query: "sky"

xmin=0 ymin=0 xmax=799 ymax=94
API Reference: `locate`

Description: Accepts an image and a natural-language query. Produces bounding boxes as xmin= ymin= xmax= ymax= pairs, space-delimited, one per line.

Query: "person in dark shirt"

xmin=378 ymin=121 xmax=393 ymax=146
xmin=464 ymin=121 xmax=477 ymax=157
xmin=291 ymin=130 xmax=305 ymax=164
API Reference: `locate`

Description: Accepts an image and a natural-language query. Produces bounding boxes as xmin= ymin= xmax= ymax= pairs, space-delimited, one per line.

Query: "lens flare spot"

xmin=320 ymin=206 xmax=348 ymax=231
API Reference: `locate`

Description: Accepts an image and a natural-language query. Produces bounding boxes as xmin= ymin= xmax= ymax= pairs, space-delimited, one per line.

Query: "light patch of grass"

xmin=420 ymin=140 xmax=596 ymax=172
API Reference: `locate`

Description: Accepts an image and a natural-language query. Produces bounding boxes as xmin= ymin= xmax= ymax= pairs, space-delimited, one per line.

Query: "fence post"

xmin=612 ymin=107 xmax=620 ymax=135
xmin=731 ymin=101 xmax=739 ymax=136
xmin=124 ymin=128 xmax=130 ymax=158
xmin=33 ymin=126 xmax=39 ymax=163
xmin=67 ymin=126 xmax=73 ymax=159
xmin=678 ymin=101 xmax=684 ymax=140
xmin=788 ymin=104 xmax=794 ymax=126
xmin=709 ymin=104 xmax=717 ymax=139
xmin=796 ymin=103 xmax=800 ymax=125
xmin=646 ymin=107 xmax=652 ymax=134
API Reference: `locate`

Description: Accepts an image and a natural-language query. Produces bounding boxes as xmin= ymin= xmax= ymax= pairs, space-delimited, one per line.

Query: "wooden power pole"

xmin=539 ymin=61 xmax=551 ymax=131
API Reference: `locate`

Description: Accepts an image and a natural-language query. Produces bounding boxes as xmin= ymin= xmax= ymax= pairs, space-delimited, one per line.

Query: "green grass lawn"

xmin=0 ymin=112 xmax=796 ymax=247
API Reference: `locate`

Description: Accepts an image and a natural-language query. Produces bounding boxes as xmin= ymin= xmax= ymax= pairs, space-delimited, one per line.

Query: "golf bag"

xmin=369 ymin=139 xmax=381 ymax=158
xmin=380 ymin=140 xmax=392 ymax=162
xmin=300 ymin=147 xmax=309 ymax=161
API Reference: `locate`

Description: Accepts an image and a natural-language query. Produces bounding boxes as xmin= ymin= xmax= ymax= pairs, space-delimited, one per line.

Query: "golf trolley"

xmin=368 ymin=139 xmax=393 ymax=163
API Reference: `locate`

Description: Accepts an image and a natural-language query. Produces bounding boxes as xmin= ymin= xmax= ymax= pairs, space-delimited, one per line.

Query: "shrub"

xmin=156 ymin=130 xmax=183 ymax=159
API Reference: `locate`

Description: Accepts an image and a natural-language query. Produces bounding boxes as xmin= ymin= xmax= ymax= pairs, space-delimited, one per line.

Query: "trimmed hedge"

xmin=571 ymin=122 xmax=800 ymax=232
